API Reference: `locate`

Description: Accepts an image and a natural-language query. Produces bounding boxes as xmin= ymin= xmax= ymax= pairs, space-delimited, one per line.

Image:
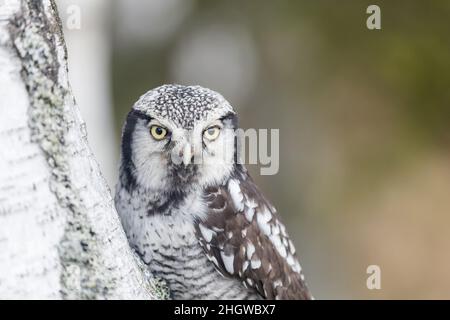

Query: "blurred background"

xmin=56 ymin=0 xmax=450 ymax=299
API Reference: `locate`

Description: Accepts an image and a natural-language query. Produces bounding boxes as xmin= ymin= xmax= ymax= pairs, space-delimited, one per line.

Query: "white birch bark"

xmin=0 ymin=0 xmax=167 ymax=299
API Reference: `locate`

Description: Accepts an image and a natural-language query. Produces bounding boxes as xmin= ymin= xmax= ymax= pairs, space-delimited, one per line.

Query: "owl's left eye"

xmin=203 ymin=126 xmax=221 ymax=141
xmin=150 ymin=125 xmax=168 ymax=140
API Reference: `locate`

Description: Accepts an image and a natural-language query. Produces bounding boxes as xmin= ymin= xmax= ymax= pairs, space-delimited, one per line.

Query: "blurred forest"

xmin=58 ymin=0 xmax=450 ymax=299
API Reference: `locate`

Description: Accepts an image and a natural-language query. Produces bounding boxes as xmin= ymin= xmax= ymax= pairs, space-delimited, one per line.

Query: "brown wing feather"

xmin=194 ymin=166 xmax=312 ymax=300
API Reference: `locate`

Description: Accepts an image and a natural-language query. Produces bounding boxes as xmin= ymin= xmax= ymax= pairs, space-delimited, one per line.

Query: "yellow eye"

xmin=150 ymin=125 xmax=168 ymax=140
xmin=204 ymin=126 xmax=221 ymax=141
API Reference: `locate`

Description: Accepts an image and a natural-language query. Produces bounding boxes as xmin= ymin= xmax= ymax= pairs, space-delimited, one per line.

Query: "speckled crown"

xmin=132 ymin=84 xmax=235 ymax=129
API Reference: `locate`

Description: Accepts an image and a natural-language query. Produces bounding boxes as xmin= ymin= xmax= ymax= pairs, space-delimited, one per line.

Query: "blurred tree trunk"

xmin=56 ymin=0 xmax=117 ymax=186
xmin=0 ymin=0 xmax=166 ymax=299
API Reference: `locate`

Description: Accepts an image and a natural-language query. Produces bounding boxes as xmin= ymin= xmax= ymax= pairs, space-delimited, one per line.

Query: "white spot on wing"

xmin=288 ymin=239 xmax=296 ymax=254
xmin=246 ymin=242 xmax=255 ymax=259
xmin=199 ymin=223 xmax=215 ymax=243
xmin=212 ymin=226 xmax=224 ymax=232
xmin=280 ymin=223 xmax=287 ymax=236
xmin=251 ymin=258 xmax=261 ymax=269
xmin=271 ymin=224 xmax=280 ymax=235
xmin=245 ymin=198 xmax=258 ymax=208
xmin=286 ymin=254 xmax=295 ymax=267
xmin=273 ymin=279 xmax=283 ymax=288
xmin=244 ymin=207 xmax=255 ymax=222
xmin=270 ymin=234 xmax=282 ymax=252
xmin=257 ymin=210 xmax=272 ymax=235
xmin=228 ymin=179 xmax=244 ymax=211
xmin=292 ymin=260 xmax=302 ymax=273
xmin=221 ymin=251 xmax=235 ymax=274
xmin=277 ymin=241 xmax=287 ymax=258
xmin=242 ymin=260 xmax=249 ymax=272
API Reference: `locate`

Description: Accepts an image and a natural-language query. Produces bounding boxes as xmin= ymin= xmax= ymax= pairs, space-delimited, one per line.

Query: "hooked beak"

xmin=179 ymin=143 xmax=194 ymax=166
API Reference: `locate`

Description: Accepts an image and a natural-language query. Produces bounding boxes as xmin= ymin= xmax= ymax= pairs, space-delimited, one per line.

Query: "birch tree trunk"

xmin=0 ymin=0 xmax=166 ymax=299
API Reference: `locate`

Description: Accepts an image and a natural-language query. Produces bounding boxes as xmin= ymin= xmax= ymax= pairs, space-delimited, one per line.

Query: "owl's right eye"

xmin=150 ymin=125 xmax=168 ymax=140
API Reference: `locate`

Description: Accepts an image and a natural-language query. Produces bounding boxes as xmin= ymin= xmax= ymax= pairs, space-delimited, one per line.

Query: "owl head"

xmin=119 ymin=84 xmax=239 ymax=194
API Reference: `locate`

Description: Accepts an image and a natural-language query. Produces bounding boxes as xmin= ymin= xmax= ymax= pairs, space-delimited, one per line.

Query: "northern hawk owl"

xmin=115 ymin=84 xmax=312 ymax=300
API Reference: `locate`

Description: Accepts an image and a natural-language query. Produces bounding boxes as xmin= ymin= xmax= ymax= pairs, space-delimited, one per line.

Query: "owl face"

xmin=121 ymin=85 xmax=238 ymax=193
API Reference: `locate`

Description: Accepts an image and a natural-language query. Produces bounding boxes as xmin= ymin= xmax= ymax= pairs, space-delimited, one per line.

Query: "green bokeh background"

xmin=72 ymin=0 xmax=450 ymax=298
